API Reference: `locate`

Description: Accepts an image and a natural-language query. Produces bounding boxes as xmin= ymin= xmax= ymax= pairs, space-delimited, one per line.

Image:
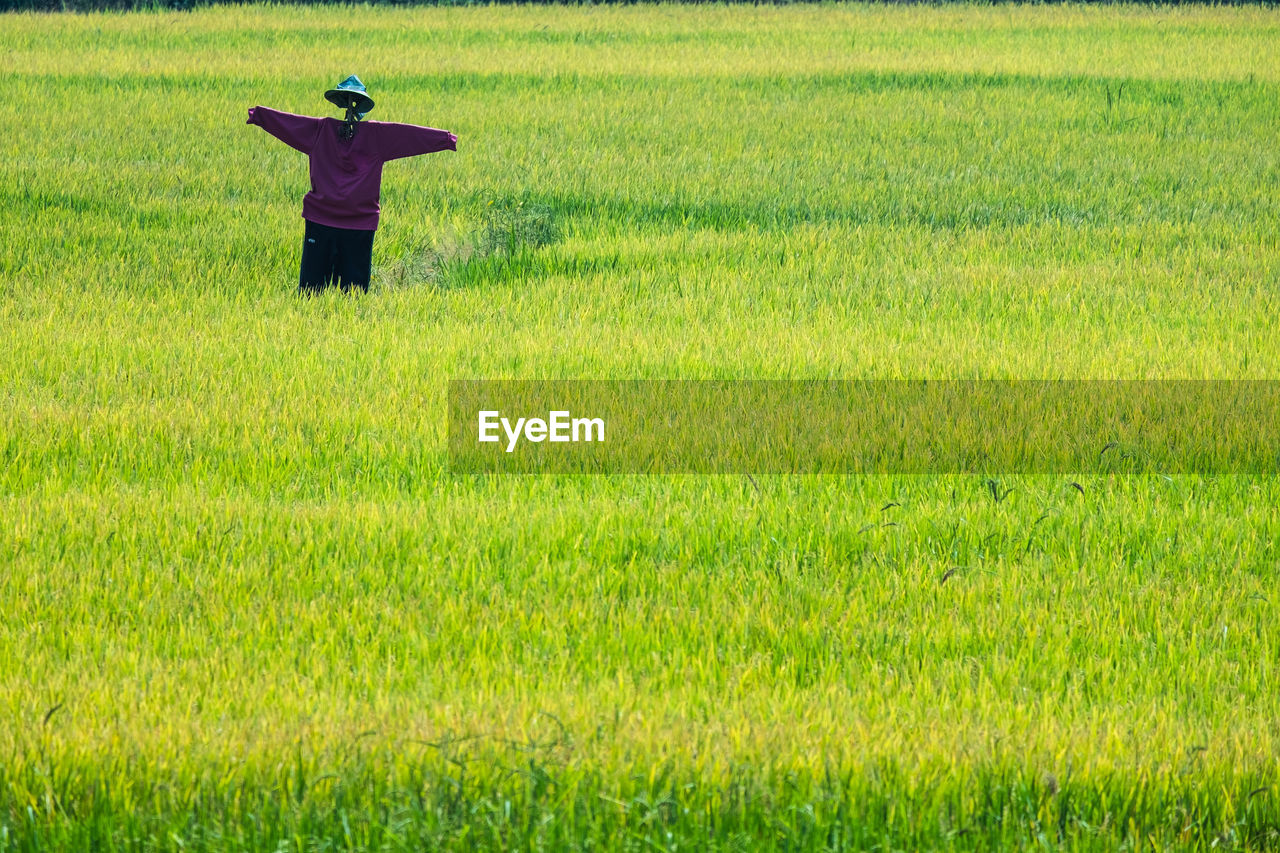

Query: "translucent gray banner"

xmin=447 ymin=380 xmax=1280 ymax=474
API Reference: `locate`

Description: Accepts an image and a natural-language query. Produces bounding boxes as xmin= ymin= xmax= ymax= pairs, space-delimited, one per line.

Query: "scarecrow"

xmin=247 ymin=75 xmax=456 ymax=293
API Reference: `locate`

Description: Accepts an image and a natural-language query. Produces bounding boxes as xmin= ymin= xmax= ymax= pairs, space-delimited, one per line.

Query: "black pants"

xmin=299 ymin=219 xmax=375 ymax=294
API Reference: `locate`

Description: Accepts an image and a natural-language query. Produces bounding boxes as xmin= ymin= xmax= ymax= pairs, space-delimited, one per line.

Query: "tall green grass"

xmin=2 ymin=4 xmax=1280 ymax=849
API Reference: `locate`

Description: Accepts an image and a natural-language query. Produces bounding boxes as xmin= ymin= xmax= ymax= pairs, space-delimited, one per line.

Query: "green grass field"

xmin=3 ymin=3 xmax=1280 ymax=849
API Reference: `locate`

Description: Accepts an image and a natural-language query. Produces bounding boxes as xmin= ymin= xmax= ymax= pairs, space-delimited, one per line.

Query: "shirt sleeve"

xmin=246 ymin=106 xmax=324 ymax=155
xmin=374 ymin=122 xmax=458 ymax=162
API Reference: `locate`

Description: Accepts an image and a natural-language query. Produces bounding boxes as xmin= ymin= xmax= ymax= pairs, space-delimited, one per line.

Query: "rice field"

xmin=2 ymin=3 xmax=1280 ymax=850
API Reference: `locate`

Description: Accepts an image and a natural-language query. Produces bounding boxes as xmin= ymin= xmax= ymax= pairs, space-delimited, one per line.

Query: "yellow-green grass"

xmin=2 ymin=3 xmax=1279 ymax=850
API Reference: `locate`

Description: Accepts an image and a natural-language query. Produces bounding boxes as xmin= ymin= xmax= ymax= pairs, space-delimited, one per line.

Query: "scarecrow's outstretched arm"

xmin=375 ymin=123 xmax=458 ymax=162
xmin=247 ymin=106 xmax=324 ymax=155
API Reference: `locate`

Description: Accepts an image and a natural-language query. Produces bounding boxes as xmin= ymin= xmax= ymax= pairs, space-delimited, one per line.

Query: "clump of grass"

xmin=474 ymin=193 xmax=560 ymax=262
xmin=380 ymin=195 xmax=560 ymax=291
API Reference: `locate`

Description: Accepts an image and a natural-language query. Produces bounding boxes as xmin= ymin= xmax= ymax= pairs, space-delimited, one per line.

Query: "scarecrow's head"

xmin=324 ymin=75 xmax=375 ymax=139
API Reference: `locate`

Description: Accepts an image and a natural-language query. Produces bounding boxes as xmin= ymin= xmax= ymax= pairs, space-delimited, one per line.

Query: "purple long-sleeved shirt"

xmin=247 ymin=105 xmax=456 ymax=231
